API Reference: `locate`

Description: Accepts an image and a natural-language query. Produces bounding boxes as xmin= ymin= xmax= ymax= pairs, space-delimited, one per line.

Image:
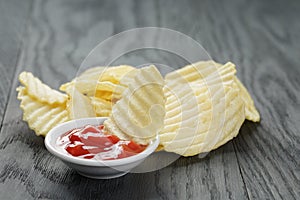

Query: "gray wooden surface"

xmin=0 ymin=0 xmax=299 ymax=199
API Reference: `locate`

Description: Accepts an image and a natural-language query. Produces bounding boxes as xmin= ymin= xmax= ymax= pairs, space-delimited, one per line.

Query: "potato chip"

xmin=109 ymin=69 xmax=139 ymax=102
xmin=19 ymin=72 xmax=67 ymax=105
xmin=208 ymin=61 xmax=260 ymax=122
xmin=103 ymin=115 xmax=153 ymax=145
xmin=104 ymin=65 xmax=165 ymax=144
xmin=234 ymin=77 xmax=260 ymax=122
xmin=64 ymin=86 xmax=96 ymax=119
xmin=94 ymin=81 xmax=122 ymax=101
xmin=166 ymin=60 xmax=221 ymax=83
xmin=104 ymin=118 xmax=132 ymax=140
xmin=60 ymin=65 xmax=136 ymax=98
xmin=17 ymin=86 xmax=69 ymax=136
xmin=212 ymin=81 xmax=245 ymax=149
xmin=90 ymin=97 xmax=112 ymax=117
xmin=100 ymin=65 xmax=136 ymax=83
xmin=159 ymin=62 xmax=246 ymax=156
xmin=59 ymin=66 xmax=106 ymax=93
xmin=155 ymin=145 xmax=164 ymax=152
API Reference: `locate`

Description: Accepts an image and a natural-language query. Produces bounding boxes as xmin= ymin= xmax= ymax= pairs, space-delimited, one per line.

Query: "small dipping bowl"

xmin=45 ymin=117 xmax=159 ymax=179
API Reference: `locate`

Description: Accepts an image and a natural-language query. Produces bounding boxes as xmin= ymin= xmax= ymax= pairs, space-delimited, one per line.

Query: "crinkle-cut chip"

xmin=90 ymin=97 xmax=111 ymax=109
xmin=166 ymin=61 xmax=236 ymax=87
xmin=16 ymin=86 xmax=69 ymax=136
xmin=166 ymin=60 xmax=222 ymax=83
xmin=60 ymin=65 xmax=136 ymax=97
xmin=160 ymin=61 xmax=245 ymax=156
xmin=19 ymin=72 xmax=67 ymax=105
xmin=94 ymin=91 xmax=114 ymax=101
xmin=116 ymin=68 xmax=139 ymax=87
xmin=95 ymin=109 xmax=111 ymax=117
xmin=105 ymin=65 xmax=165 ymax=142
xmin=103 ymin=118 xmax=150 ymax=145
xmin=65 ymin=86 xmax=96 ymax=119
xmin=100 ymin=65 xmax=136 ymax=84
xmin=90 ymin=97 xmax=112 ymax=117
xmin=104 ymin=118 xmax=130 ymax=140
xmin=112 ymin=66 xmax=165 ymax=139
xmin=96 ymin=81 xmax=117 ymax=92
xmin=234 ymin=77 xmax=260 ymax=122
xmin=94 ymin=82 xmax=123 ymax=101
xmin=208 ymin=61 xmax=260 ymax=122
xmin=173 ymin=60 xmax=259 ymax=122
xmin=110 ymin=69 xmax=139 ymax=102
xmin=211 ymin=81 xmax=245 ymax=149
xmin=60 ymin=66 xmax=106 ymax=93
xmin=59 ymin=81 xmax=74 ymax=93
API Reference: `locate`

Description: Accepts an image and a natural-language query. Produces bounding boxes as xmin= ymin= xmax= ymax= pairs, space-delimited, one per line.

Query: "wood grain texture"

xmin=0 ymin=0 xmax=299 ymax=199
xmin=0 ymin=0 xmax=32 ymax=128
xmin=228 ymin=1 xmax=300 ymax=199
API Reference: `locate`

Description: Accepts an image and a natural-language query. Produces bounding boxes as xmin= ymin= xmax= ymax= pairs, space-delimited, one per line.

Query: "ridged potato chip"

xmin=104 ymin=65 xmax=165 ymax=144
xmin=103 ymin=118 xmax=127 ymax=139
xmin=17 ymin=86 xmax=69 ymax=136
xmin=100 ymin=65 xmax=136 ymax=83
xmin=59 ymin=66 xmax=106 ymax=94
xmin=160 ymin=62 xmax=246 ymax=156
xmin=209 ymin=61 xmax=260 ymax=122
xmin=64 ymin=86 xmax=96 ymax=119
xmin=94 ymin=81 xmax=120 ymax=101
xmin=60 ymin=65 xmax=135 ymax=98
xmin=90 ymin=97 xmax=112 ymax=117
xmin=234 ymin=77 xmax=260 ymax=122
xmin=104 ymin=118 xmax=151 ymax=145
xmin=19 ymin=72 xmax=67 ymax=105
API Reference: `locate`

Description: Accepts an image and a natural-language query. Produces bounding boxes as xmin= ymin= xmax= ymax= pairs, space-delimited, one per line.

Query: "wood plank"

xmin=0 ymin=0 xmax=32 ymax=128
xmin=0 ymin=0 xmax=249 ymax=199
xmin=193 ymin=0 xmax=300 ymax=199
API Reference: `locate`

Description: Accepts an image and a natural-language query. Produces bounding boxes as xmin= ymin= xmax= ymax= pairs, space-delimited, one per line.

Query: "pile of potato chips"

xmin=17 ymin=61 xmax=259 ymax=156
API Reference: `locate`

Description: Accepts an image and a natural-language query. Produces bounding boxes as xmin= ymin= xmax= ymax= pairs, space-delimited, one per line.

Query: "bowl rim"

xmin=44 ymin=117 xmax=159 ymax=167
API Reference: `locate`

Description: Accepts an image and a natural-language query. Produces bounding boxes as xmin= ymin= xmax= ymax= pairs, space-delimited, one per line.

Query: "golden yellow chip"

xmin=19 ymin=72 xmax=67 ymax=105
xmin=104 ymin=118 xmax=132 ymax=141
xmin=90 ymin=97 xmax=112 ymax=117
xmin=103 ymin=118 xmax=151 ymax=145
xmin=60 ymin=66 xmax=106 ymax=93
xmin=159 ymin=62 xmax=245 ymax=156
xmin=60 ymin=65 xmax=136 ymax=98
xmin=209 ymin=61 xmax=260 ymax=122
xmin=94 ymin=81 xmax=122 ymax=101
xmin=155 ymin=144 xmax=164 ymax=152
xmin=17 ymin=86 xmax=69 ymax=136
xmin=104 ymin=65 xmax=165 ymax=144
xmin=234 ymin=77 xmax=260 ymax=122
xmin=100 ymin=65 xmax=136 ymax=83
xmin=95 ymin=81 xmax=117 ymax=92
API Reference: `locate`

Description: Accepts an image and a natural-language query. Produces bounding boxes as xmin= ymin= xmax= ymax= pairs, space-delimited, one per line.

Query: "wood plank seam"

xmin=233 ymin=140 xmax=251 ymax=200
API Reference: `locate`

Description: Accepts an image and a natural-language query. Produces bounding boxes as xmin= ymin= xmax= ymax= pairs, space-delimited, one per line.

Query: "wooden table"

xmin=0 ymin=0 xmax=299 ymax=199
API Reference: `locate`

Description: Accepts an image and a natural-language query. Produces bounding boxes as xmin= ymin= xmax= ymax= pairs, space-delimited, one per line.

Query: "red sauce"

xmin=57 ymin=125 xmax=147 ymax=160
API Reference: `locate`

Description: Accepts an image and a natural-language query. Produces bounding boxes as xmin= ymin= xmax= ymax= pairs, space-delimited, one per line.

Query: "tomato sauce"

xmin=57 ymin=125 xmax=147 ymax=160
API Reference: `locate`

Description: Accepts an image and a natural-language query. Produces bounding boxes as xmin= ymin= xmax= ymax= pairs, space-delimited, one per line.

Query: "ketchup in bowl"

xmin=57 ymin=124 xmax=147 ymax=160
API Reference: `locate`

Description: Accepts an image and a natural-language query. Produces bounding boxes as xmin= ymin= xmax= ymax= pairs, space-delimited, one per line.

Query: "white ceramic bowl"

xmin=45 ymin=117 xmax=159 ymax=179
